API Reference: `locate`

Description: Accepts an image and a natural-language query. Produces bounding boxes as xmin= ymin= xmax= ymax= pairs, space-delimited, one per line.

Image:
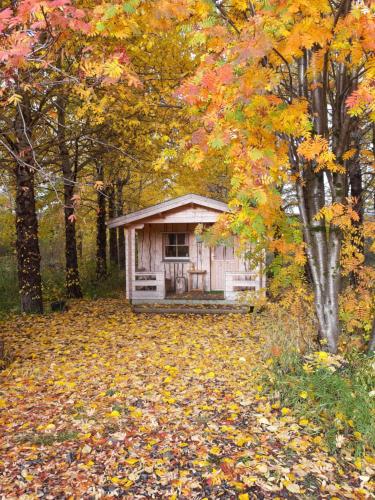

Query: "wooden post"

xmin=125 ymin=227 xmax=136 ymax=300
xmin=125 ymin=228 xmax=131 ymax=300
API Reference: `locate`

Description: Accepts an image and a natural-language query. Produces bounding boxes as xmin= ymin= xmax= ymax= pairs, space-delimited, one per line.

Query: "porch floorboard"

xmin=131 ymin=297 xmax=251 ymax=314
xmin=131 ymin=298 xmax=237 ymax=305
xmin=166 ymin=291 xmax=224 ymax=300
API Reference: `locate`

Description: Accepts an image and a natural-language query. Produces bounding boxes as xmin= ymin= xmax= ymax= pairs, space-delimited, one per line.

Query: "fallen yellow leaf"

xmin=109 ymin=410 xmax=121 ymax=418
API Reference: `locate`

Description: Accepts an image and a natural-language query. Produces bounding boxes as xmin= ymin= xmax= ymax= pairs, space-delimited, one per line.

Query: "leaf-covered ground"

xmin=0 ymin=298 xmax=373 ymax=498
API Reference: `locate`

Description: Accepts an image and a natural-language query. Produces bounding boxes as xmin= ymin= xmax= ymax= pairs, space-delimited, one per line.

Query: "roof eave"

xmin=107 ymin=194 xmax=229 ymax=228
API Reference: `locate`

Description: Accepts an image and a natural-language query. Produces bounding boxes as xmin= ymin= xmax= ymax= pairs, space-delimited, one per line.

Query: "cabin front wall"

xmin=122 ymin=202 xmax=266 ymax=302
xmin=136 ymin=223 xmax=211 ymax=293
xmin=210 ymin=245 xmax=250 ymax=290
xmin=134 ymin=223 xmax=252 ymax=294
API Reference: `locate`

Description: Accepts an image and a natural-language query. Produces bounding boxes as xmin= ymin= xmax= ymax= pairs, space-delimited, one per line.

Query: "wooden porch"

xmin=130 ymin=283 xmax=255 ymax=315
xmin=166 ymin=290 xmax=224 ymax=300
xmin=130 ymin=270 xmax=263 ymax=303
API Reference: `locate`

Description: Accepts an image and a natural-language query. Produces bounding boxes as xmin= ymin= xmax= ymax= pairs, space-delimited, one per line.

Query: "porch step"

xmin=131 ymin=303 xmax=251 ymax=314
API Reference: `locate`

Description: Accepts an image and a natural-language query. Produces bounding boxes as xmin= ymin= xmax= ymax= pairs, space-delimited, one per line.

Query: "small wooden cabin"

xmin=108 ymin=194 xmax=265 ymax=304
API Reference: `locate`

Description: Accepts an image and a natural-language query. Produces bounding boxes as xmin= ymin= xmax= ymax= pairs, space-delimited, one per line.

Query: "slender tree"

xmin=56 ymin=95 xmax=83 ymax=298
xmin=96 ymin=164 xmax=107 ymax=279
xmin=116 ymin=178 xmax=126 ymax=270
xmin=107 ymin=184 xmax=118 ymax=267
xmin=13 ymin=95 xmax=43 ymax=313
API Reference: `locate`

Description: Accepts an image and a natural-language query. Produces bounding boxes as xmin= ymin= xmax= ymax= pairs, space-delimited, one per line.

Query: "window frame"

xmin=163 ymin=232 xmax=190 ymax=261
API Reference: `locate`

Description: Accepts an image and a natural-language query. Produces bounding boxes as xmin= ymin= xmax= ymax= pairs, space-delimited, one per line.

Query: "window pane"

xmin=214 ymin=245 xmax=224 ymax=260
xmin=168 ymin=234 xmax=176 ymax=245
xmin=177 ymin=233 xmax=186 ymax=245
xmin=165 ymin=246 xmax=177 ymax=258
xmin=213 ymin=245 xmax=234 ymax=260
xmin=177 ymin=246 xmax=189 ymax=257
xmin=226 ymin=247 xmax=234 ymax=260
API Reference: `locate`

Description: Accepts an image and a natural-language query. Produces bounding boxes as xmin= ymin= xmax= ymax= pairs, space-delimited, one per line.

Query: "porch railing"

xmin=132 ymin=271 xmax=165 ymax=300
xmin=224 ymin=272 xmax=264 ymax=300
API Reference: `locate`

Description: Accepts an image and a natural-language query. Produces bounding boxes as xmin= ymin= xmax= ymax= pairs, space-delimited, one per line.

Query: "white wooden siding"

xmin=143 ymin=206 xmax=221 ymax=224
xmin=136 ymin=223 xmax=211 ymax=292
xmin=133 ymin=223 xmax=257 ymax=294
xmin=132 ymin=271 xmax=165 ymax=300
xmin=211 ymin=241 xmax=251 ymax=290
xmin=124 ymin=203 xmax=266 ymax=301
xmin=224 ymin=272 xmax=263 ymax=300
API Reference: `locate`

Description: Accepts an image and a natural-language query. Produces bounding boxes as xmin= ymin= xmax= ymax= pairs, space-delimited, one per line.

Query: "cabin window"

xmin=164 ymin=233 xmax=189 ymax=259
xmin=213 ymin=245 xmax=234 ymax=261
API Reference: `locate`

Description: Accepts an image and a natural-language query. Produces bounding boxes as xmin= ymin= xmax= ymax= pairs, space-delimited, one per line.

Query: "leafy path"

xmin=0 ymin=299 xmax=373 ymax=498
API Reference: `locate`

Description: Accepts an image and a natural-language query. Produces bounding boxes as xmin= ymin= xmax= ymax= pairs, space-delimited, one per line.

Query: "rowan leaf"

xmin=7 ymin=94 xmax=22 ymax=106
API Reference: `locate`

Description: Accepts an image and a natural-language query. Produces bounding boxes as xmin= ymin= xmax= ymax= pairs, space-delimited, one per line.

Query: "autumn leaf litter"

xmin=0 ymin=299 xmax=374 ymax=498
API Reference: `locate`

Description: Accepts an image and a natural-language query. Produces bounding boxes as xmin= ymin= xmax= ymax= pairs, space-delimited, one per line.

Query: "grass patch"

xmin=265 ymin=351 xmax=375 ymax=455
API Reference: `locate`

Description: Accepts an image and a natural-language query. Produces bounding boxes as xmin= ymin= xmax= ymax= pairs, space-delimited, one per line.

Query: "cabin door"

xmin=210 ymin=245 xmax=235 ymax=291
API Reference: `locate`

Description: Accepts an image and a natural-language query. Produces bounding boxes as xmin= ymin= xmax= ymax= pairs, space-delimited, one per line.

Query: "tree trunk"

xmin=307 ymin=45 xmax=342 ymax=353
xmin=293 ymin=5 xmax=353 ymax=353
xmin=96 ymin=165 xmax=107 ymax=279
xmin=116 ymin=178 xmax=125 ymax=270
xmin=14 ymin=96 xmax=43 ymax=313
xmin=57 ymin=96 xmax=82 ymax=298
xmin=296 ymin=159 xmax=347 ymax=354
xmin=348 ymin=154 xmax=363 ymax=226
xmin=296 ymin=173 xmax=341 ymax=354
xmin=345 ymin=115 xmax=363 ymax=284
xmin=118 ymin=226 xmax=125 ymax=270
xmin=108 ymin=184 xmax=118 ymax=267
xmin=77 ymin=231 xmax=83 ymax=259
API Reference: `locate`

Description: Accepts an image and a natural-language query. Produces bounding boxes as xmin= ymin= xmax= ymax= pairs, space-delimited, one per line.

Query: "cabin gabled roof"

xmin=107 ymin=194 xmax=229 ymax=228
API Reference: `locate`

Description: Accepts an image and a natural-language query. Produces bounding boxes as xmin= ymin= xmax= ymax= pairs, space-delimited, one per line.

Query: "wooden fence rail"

xmin=224 ymin=272 xmax=264 ymax=300
xmin=132 ymin=272 xmax=166 ymax=300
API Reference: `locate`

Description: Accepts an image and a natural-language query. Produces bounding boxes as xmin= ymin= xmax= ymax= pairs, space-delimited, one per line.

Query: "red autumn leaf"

xmin=201 ymin=70 xmax=217 ymax=91
xmin=217 ymin=64 xmax=233 ymax=85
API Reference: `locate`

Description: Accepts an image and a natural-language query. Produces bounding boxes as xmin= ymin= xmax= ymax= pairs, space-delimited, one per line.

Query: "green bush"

xmin=80 ymin=261 xmax=125 ymax=299
xmin=42 ymin=264 xmax=66 ymax=302
xmin=0 ymin=255 xmax=125 ymax=314
xmin=265 ymin=350 xmax=375 ymax=455
xmin=0 ymin=255 xmax=19 ymax=314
